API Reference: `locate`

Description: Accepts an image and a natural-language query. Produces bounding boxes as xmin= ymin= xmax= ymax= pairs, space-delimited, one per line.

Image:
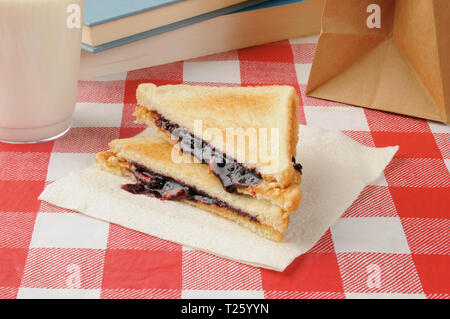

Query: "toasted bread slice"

xmin=95 ymin=136 xmax=295 ymax=242
xmin=135 ymin=83 xmax=302 ymax=211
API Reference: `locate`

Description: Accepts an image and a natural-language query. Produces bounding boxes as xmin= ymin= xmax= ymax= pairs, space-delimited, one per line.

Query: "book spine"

xmin=80 ymin=0 xmax=324 ymax=79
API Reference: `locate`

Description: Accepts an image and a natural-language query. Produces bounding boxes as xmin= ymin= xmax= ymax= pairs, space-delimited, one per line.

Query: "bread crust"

xmin=183 ymin=200 xmax=283 ymax=242
xmin=95 ymin=148 xmax=284 ymax=242
xmin=134 ymin=105 xmax=302 ymax=211
xmin=135 ymin=83 xmax=301 ymax=188
xmin=95 ymin=136 xmax=294 ymax=232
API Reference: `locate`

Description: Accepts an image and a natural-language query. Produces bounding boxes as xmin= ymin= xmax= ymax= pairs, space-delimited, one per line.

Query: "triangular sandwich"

xmin=134 ymin=83 xmax=302 ymax=212
xmin=96 ymin=136 xmax=294 ymax=242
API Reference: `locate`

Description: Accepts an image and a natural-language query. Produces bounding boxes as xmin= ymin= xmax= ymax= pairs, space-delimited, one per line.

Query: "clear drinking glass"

xmin=0 ymin=0 xmax=83 ymax=143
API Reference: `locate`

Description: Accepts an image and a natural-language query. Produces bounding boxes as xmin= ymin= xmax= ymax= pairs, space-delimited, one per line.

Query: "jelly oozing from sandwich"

xmin=292 ymin=156 xmax=303 ymax=174
xmin=153 ymin=112 xmax=263 ymax=192
xmin=122 ymin=162 xmax=259 ymax=222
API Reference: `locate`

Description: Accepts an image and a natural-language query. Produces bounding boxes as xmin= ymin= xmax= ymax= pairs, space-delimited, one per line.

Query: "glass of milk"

xmin=0 ymin=0 xmax=83 ymax=143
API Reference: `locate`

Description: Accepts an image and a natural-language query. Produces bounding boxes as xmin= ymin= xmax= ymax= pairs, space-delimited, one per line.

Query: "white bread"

xmin=95 ymin=136 xmax=294 ymax=241
xmin=135 ymin=83 xmax=302 ymax=211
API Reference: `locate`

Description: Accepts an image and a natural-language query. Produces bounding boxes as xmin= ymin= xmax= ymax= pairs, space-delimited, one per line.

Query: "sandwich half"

xmin=134 ymin=83 xmax=302 ymax=212
xmin=95 ymin=136 xmax=293 ymax=242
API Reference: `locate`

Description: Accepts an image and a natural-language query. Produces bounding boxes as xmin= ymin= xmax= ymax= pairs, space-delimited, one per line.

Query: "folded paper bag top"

xmin=39 ymin=126 xmax=398 ymax=271
xmin=307 ymin=0 xmax=450 ymax=123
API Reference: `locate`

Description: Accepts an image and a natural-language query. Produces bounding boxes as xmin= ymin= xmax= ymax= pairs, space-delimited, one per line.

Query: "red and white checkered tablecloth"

xmin=1 ymin=35 xmax=449 ymax=299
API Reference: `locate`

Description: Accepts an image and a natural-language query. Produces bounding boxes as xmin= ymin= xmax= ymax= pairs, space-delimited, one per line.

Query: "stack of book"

xmin=80 ymin=0 xmax=325 ymax=79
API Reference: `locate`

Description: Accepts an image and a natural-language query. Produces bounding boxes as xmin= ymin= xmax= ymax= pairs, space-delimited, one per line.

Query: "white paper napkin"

xmin=39 ymin=125 xmax=398 ymax=271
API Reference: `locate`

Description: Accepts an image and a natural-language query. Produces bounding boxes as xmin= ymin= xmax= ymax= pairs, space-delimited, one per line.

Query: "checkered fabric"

xmin=1 ymin=35 xmax=449 ymax=299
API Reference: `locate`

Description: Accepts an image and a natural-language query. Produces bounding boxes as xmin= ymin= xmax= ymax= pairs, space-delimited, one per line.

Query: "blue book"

xmin=235 ymin=0 xmax=305 ymax=12
xmin=79 ymin=0 xmax=319 ymax=79
xmin=82 ymin=0 xmax=303 ymax=53
xmin=84 ymin=0 xmax=184 ymax=26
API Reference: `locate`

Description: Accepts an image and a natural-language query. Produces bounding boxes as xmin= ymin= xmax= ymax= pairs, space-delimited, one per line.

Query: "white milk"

xmin=0 ymin=0 xmax=83 ymax=143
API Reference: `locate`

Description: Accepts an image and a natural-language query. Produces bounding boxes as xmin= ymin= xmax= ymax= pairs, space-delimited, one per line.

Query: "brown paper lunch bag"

xmin=306 ymin=0 xmax=450 ymax=123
